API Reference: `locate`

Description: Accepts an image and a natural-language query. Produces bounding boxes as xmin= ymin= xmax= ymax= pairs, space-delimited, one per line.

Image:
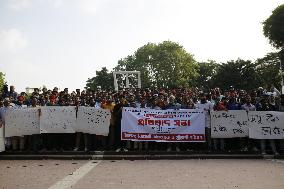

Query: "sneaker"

xmin=252 ymin=147 xmax=259 ymax=152
xmin=115 ymin=148 xmax=121 ymax=152
xmin=39 ymin=148 xmax=47 ymax=152
xmin=241 ymin=147 xmax=248 ymax=152
xmin=73 ymin=147 xmax=79 ymax=151
xmin=261 ymin=152 xmax=267 ymax=155
xmin=186 ymin=148 xmax=193 ymax=152
xmin=176 ymin=147 xmax=181 ymax=152
xmin=123 ymin=148 xmax=128 ymax=152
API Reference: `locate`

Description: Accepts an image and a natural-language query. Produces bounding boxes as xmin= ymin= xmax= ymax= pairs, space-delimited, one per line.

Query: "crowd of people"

xmin=0 ymin=84 xmax=284 ymax=155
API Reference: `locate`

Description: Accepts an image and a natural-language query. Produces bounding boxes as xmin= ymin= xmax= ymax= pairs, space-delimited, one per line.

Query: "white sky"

xmin=0 ymin=0 xmax=283 ymax=92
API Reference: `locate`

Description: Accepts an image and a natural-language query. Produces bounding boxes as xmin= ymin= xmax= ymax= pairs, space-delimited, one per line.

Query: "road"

xmin=0 ymin=159 xmax=284 ymax=189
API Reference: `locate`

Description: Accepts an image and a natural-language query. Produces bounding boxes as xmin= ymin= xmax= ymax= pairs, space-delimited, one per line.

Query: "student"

xmin=113 ymin=95 xmax=129 ymax=152
xmin=166 ymin=95 xmax=181 ymax=152
xmin=257 ymin=97 xmax=279 ymax=155
xmin=196 ymin=93 xmax=214 ymax=151
xmin=11 ymin=96 xmax=27 ymax=151
xmin=0 ymin=98 xmax=12 ymax=150
xmin=241 ymin=95 xmax=257 ymax=152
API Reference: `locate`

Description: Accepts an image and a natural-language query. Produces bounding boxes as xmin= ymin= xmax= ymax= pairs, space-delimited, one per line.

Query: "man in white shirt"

xmin=196 ymin=93 xmax=214 ymax=150
xmin=241 ymin=95 xmax=257 ymax=152
xmin=0 ymin=98 xmax=12 ymax=150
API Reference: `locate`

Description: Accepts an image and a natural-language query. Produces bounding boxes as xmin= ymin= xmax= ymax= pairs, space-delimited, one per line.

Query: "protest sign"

xmin=211 ymin=110 xmax=248 ymax=138
xmin=248 ymin=111 xmax=284 ymax=139
xmin=5 ymin=108 xmax=40 ymax=137
xmin=76 ymin=106 xmax=111 ymax=136
xmin=40 ymin=106 xmax=76 ymax=133
xmin=121 ymin=108 xmax=205 ymax=142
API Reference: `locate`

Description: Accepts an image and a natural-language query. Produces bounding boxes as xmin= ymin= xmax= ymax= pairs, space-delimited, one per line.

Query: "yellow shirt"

xmin=101 ymin=102 xmax=115 ymax=112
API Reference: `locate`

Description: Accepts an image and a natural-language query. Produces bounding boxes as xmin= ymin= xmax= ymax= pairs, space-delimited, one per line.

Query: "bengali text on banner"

xmin=121 ymin=108 xmax=205 ymax=142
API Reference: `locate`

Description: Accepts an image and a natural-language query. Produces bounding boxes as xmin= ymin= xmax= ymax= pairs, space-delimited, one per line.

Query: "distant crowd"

xmin=0 ymin=84 xmax=284 ymax=155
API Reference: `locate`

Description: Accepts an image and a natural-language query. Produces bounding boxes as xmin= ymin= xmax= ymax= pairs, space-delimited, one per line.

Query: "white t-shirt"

xmin=196 ymin=101 xmax=214 ymax=128
xmin=241 ymin=103 xmax=256 ymax=111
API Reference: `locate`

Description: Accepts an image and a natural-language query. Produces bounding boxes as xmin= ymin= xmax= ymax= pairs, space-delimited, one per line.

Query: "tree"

xmin=255 ymin=52 xmax=282 ymax=89
xmin=211 ymin=59 xmax=261 ymax=91
xmin=194 ymin=60 xmax=219 ymax=90
xmin=263 ymin=4 xmax=284 ymax=90
xmin=86 ymin=67 xmax=113 ymax=91
xmin=263 ymin=4 xmax=284 ymax=49
xmin=115 ymin=41 xmax=199 ymax=88
xmin=0 ymin=72 xmax=5 ymax=92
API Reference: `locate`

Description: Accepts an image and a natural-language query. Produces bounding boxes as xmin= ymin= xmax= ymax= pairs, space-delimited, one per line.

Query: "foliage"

xmin=194 ymin=60 xmax=219 ymax=90
xmin=263 ymin=4 xmax=284 ymax=92
xmin=255 ymin=52 xmax=282 ymax=89
xmin=210 ymin=59 xmax=262 ymax=91
xmin=114 ymin=41 xmax=199 ymax=88
xmin=0 ymin=72 xmax=5 ymax=92
xmin=86 ymin=67 xmax=113 ymax=91
xmin=263 ymin=4 xmax=284 ymax=49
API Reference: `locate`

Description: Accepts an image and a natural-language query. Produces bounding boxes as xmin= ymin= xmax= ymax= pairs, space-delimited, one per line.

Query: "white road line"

xmin=48 ymin=160 xmax=101 ymax=189
xmin=266 ymin=159 xmax=284 ymax=164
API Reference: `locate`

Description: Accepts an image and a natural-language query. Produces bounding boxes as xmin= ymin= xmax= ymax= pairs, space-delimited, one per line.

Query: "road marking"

xmin=48 ymin=160 xmax=101 ymax=189
xmin=266 ymin=159 xmax=284 ymax=164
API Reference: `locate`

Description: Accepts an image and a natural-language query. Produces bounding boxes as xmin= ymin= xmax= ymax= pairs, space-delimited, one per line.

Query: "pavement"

xmin=1 ymin=159 xmax=284 ymax=189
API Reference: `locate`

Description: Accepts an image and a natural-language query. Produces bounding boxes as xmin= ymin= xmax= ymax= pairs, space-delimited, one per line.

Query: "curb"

xmin=0 ymin=153 xmax=282 ymax=160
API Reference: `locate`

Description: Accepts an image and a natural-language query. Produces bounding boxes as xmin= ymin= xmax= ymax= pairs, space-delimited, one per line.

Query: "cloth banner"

xmin=248 ymin=111 xmax=284 ymax=139
xmin=40 ymin=106 xmax=76 ymax=133
xmin=4 ymin=108 xmax=40 ymax=137
xmin=211 ymin=110 xmax=249 ymax=138
xmin=121 ymin=108 xmax=205 ymax=142
xmin=76 ymin=107 xmax=111 ymax=136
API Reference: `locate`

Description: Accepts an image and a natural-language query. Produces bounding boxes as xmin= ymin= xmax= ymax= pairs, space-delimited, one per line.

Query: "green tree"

xmin=0 ymin=72 xmax=5 ymax=92
xmin=211 ymin=59 xmax=261 ymax=91
xmin=86 ymin=67 xmax=113 ymax=91
xmin=263 ymin=4 xmax=284 ymax=49
xmin=255 ymin=52 xmax=282 ymax=89
xmin=263 ymin=4 xmax=284 ymax=90
xmin=115 ymin=41 xmax=199 ymax=88
xmin=194 ymin=60 xmax=219 ymax=90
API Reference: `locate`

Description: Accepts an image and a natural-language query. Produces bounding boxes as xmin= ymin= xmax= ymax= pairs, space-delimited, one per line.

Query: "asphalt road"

xmin=0 ymin=159 xmax=284 ymax=189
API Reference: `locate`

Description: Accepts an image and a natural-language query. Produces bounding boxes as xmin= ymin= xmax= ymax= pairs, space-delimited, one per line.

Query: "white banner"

xmin=248 ymin=111 xmax=284 ymax=139
xmin=76 ymin=107 xmax=111 ymax=136
xmin=121 ymin=108 xmax=205 ymax=142
xmin=4 ymin=108 xmax=40 ymax=137
xmin=40 ymin=106 xmax=76 ymax=133
xmin=211 ymin=110 xmax=249 ymax=138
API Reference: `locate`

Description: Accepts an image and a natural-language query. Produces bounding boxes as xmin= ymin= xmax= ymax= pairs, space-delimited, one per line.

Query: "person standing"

xmin=241 ymin=95 xmax=257 ymax=152
xmin=101 ymin=95 xmax=115 ymax=150
xmin=0 ymin=99 xmax=12 ymax=150
xmin=196 ymin=93 xmax=214 ymax=151
xmin=257 ymin=97 xmax=279 ymax=155
xmin=11 ymin=96 xmax=27 ymax=151
xmin=113 ymin=95 xmax=129 ymax=152
xmin=166 ymin=95 xmax=182 ymax=152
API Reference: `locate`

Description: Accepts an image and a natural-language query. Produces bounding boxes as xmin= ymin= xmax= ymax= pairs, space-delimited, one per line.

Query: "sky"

xmin=0 ymin=0 xmax=283 ymax=92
